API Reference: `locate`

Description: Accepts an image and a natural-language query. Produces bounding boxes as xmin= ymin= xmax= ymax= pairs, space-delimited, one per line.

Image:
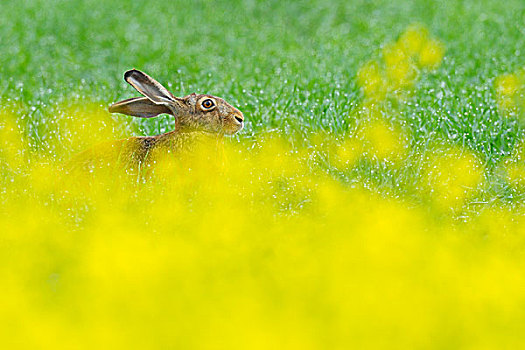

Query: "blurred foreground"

xmin=1 ymin=105 xmax=525 ymax=349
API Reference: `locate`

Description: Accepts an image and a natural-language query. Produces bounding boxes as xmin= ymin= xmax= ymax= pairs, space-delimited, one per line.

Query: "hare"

xmin=109 ymin=69 xmax=244 ymax=135
xmin=70 ymin=69 xmax=244 ymax=173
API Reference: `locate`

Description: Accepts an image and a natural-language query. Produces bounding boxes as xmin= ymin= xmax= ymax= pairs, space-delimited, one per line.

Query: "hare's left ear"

xmin=108 ymin=97 xmax=171 ymax=118
xmin=124 ymin=69 xmax=178 ymax=105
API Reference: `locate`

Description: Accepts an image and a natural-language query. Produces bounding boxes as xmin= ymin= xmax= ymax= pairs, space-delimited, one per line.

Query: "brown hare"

xmin=70 ymin=69 xmax=244 ymax=173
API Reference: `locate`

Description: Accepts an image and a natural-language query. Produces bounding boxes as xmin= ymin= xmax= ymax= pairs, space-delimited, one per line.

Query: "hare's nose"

xmin=234 ymin=115 xmax=244 ymax=124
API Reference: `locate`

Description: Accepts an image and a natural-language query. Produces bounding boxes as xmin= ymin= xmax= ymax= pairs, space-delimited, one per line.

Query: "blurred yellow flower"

xmin=356 ymin=24 xmax=445 ymax=104
xmin=2 ymin=101 xmax=525 ymax=349
xmin=397 ymin=24 xmax=430 ymax=57
xmin=421 ymin=146 xmax=483 ymax=208
xmin=0 ymin=110 xmax=26 ymax=170
xmin=51 ymin=103 xmax=119 ymax=158
xmin=502 ymin=141 xmax=525 ymax=187
xmin=383 ymin=42 xmax=418 ymax=90
xmin=357 ymin=60 xmax=388 ymax=101
xmin=358 ymin=118 xmax=408 ymax=162
xmin=506 ymin=163 xmax=525 ymax=187
xmin=496 ymin=74 xmax=520 ymax=97
xmin=418 ymin=38 xmax=445 ymax=70
xmin=495 ymin=72 xmax=523 ymax=113
xmin=334 ymin=137 xmax=363 ymax=168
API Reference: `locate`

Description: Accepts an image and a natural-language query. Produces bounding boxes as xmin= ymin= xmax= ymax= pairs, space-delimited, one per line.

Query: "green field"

xmin=2 ymin=0 xmax=525 ymax=205
xmin=1 ymin=0 xmax=525 ymax=348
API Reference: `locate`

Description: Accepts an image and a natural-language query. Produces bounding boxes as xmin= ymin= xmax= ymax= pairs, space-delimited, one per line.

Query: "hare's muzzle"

xmin=231 ymin=110 xmax=244 ymax=126
xmin=225 ymin=111 xmax=244 ymax=135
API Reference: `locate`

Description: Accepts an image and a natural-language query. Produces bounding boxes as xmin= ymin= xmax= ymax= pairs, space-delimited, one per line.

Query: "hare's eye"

xmin=201 ymin=99 xmax=215 ymax=110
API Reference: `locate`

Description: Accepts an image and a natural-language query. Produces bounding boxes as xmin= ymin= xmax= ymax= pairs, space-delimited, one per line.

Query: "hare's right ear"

xmin=124 ymin=69 xmax=178 ymax=105
xmin=108 ymin=97 xmax=171 ymax=118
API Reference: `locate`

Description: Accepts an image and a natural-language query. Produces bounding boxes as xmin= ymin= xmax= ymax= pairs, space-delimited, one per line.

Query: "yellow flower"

xmin=495 ymin=74 xmax=520 ymax=97
xmin=357 ymin=60 xmax=388 ymax=101
xmin=51 ymin=103 xmax=119 ymax=158
xmin=495 ymin=73 xmax=522 ymax=112
xmin=397 ymin=24 xmax=430 ymax=57
xmin=358 ymin=118 xmax=409 ymax=162
xmin=503 ymin=141 xmax=525 ymax=187
xmin=506 ymin=163 xmax=525 ymax=187
xmin=3 ymin=100 xmax=525 ymax=348
xmin=0 ymin=110 xmax=26 ymax=170
xmin=421 ymin=146 xmax=483 ymax=208
xmin=418 ymin=38 xmax=445 ymax=69
xmin=383 ymin=42 xmax=418 ymax=90
xmin=334 ymin=137 xmax=363 ymax=168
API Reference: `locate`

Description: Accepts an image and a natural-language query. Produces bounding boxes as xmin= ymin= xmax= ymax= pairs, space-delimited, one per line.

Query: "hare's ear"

xmin=124 ymin=69 xmax=177 ymax=105
xmin=108 ymin=97 xmax=171 ymax=118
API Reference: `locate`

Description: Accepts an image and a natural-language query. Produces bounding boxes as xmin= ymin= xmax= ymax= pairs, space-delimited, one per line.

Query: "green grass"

xmin=3 ymin=2 xmax=525 ymax=346
xmin=1 ymin=0 xmax=524 ymax=208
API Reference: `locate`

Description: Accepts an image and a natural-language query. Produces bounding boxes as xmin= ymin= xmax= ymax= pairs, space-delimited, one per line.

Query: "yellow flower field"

xmin=1 ymin=110 xmax=525 ymax=348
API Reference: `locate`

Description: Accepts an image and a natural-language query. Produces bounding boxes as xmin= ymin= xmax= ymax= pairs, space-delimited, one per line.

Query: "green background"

xmin=1 ymin=0 xmax=524 ymax=166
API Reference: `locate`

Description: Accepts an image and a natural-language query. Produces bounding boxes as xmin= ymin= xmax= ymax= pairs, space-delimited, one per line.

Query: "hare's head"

xmin=108 ymin=69 xmax=244 ymax=135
